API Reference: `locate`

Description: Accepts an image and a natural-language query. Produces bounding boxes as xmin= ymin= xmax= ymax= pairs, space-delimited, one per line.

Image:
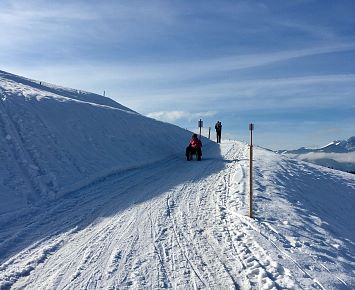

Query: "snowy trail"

xmin=0 ymin=142 xmax=288 ymax=289
xmin=0 ymin=142 xmax=225 ymax=289
xmin=1 ymin=141 xmax=354 ymax=289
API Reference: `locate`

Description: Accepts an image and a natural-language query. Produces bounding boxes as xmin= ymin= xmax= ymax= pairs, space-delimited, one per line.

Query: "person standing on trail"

xmin=215 ymin=121 xmax=222 ymax=143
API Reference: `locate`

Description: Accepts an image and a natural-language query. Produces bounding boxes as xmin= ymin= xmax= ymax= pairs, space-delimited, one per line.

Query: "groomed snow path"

xmin=1 ymin=141 xmax=354 ymax=290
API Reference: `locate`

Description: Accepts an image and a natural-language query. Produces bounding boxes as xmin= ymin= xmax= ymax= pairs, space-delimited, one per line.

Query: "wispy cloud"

xmin=126 ymin=74 xmax=355 ymax=113
xmin=0 ymin=1 xmax=97 ymax=44
xmin=147 ymin=111 xmax=216 ymax=123
xmin=5 ymin=42 xmax=355 ymax=88
xmin=2 ymin=0 xmax=355 ymax=72
xmin=46 ymin=43 xmax=355 ymax=81
xmin=0 ymin=0 xmax=177 ymax=60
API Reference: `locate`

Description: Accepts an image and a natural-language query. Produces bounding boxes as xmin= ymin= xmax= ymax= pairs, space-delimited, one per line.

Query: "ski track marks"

xmin=0 ymin=141 xmax=351 ymax=289
xmin=249 ymin=149 xmax=354 ymax=290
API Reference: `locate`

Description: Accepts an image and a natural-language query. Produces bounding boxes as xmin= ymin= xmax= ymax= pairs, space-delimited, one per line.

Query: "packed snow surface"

xmin=0 ymin=71 xmax=354 ymax=289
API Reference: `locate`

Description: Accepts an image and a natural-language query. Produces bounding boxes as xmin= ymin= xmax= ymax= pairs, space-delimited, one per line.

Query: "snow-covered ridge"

xmin=0 ymin=70 xmax=133 ymax=112
xmin=0 ymin=70 xmax=203 ymax=214
xmin=319 ymin=137 xmax=355 ymax=152
xmin=278 ymin=136 xmax=355 ymax=154
xmin=276 ymin=137 xmax=355 ymax=173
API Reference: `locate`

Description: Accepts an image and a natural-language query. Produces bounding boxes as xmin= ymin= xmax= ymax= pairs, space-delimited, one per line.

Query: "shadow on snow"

xmin=0 ymin=142 xmax=224 ymax=263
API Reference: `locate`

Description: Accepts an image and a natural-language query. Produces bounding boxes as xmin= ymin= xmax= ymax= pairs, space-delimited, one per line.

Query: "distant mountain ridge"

xmin=277 ymin=136 xmax=355 ymax=154
xmin=277 ymin=137 xmax=355 ymax=173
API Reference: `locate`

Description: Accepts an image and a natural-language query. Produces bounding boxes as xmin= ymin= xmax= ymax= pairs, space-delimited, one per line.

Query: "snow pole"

xmin=198 ymin=119 xmax=203 ymax=140
xmin=249 ymin=123 xmax=254 ymax=218
xmin=208 ymin=127 xmax=211 ymax=139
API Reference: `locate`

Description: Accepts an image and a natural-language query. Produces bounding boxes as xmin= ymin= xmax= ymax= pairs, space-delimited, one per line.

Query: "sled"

xmin=187 ymin=150 xmax=202 ymax=161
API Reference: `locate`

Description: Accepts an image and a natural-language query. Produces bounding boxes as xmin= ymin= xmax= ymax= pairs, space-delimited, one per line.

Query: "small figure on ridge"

xmin=215 ymin=121 xmax=222 ymax=143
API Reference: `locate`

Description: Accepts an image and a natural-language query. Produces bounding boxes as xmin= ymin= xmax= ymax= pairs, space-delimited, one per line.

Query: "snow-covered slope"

xmin=0 ymin=71 xmax=354 ymax=289
xmin=0 ymin=70 xmax=198 ymax=215
xmin=318 ymin=137 xmax=355 ymax=153
xmin=277 ymin=137 xmax=355 ymax=173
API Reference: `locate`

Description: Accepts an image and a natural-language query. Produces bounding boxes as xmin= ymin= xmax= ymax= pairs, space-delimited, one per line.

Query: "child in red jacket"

xmin=186 ymin=134 xmax=202 ymax=161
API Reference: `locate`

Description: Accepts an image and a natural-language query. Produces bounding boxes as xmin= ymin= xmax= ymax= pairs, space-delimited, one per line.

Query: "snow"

xmin=0 ymin=70 xmax=192 ymax=214
xmin=1 ymin=70 xmax=354 ymax=289
xmin=283 ymin=152 xmax=355 ymax=173
xmin=277 ymin=137 xmax=355 ymax=173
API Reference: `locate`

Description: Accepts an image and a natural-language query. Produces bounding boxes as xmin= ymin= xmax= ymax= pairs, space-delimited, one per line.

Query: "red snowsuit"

xmin=189 ymin=137 xmax=202 ymax=149
xmin=186 ymin=137 xmax=202 ymax=160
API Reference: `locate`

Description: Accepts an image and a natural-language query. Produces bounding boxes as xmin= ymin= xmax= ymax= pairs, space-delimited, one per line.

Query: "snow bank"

xmin=0 ymin=70 xmax=197 ymax=214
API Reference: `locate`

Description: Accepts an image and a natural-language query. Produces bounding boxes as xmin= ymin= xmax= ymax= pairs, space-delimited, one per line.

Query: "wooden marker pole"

xmin=249 ymin=123 xmax=254 ymax=218
xmin=208 ymin=127 xmax=211 ymax=139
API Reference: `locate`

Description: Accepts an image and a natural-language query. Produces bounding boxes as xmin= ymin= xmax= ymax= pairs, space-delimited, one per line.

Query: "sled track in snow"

xmin=195 ymin=143 xmax=301 ymax=290
xmin=2 ymin=141 xmax=342 ymax=289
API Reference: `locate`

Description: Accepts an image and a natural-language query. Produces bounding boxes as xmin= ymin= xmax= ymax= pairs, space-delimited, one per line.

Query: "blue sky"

xmin=1 ymin=0 xmax=354 ymax=149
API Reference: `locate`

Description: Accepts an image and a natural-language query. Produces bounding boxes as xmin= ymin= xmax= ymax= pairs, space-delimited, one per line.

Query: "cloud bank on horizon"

xmin=1 ymin=0 xmax=354 ymax=149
